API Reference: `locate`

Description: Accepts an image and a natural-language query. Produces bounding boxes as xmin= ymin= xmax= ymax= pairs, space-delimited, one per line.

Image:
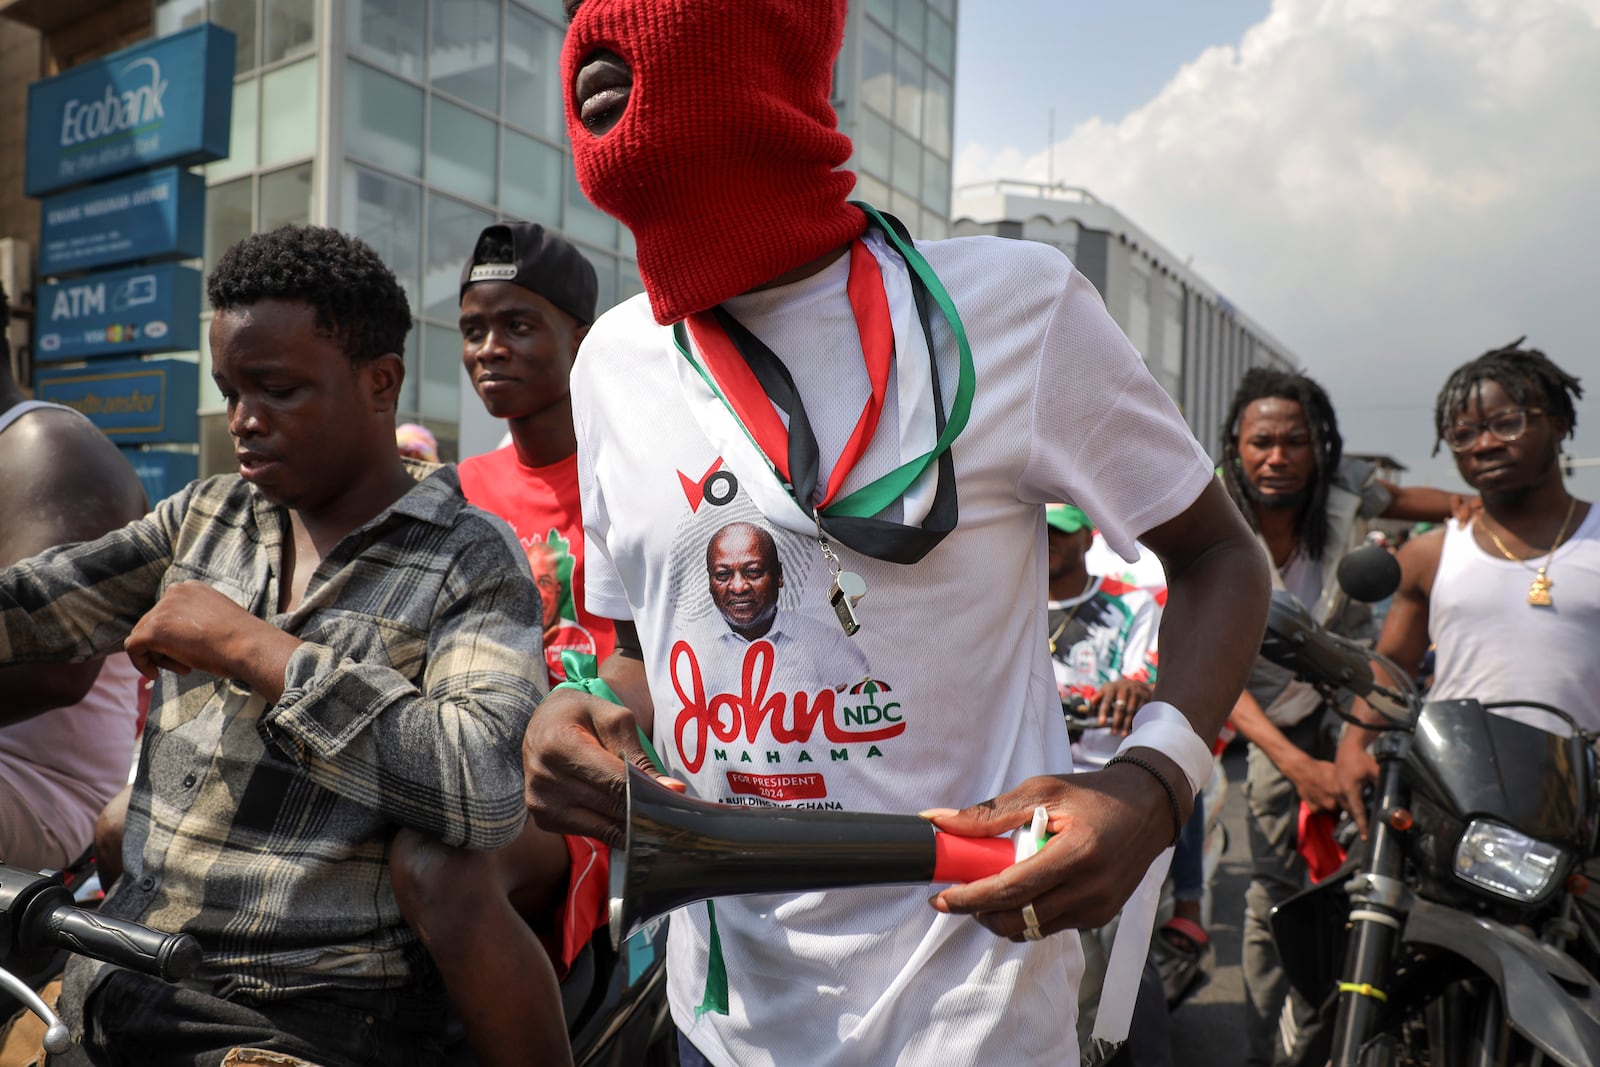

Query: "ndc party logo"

xmin=839 ymin=678 xmax=901 ymax=730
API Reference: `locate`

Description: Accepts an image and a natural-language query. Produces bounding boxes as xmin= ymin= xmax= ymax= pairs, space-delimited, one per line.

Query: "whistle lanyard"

xmin=672 ymin=203 xmax=975 ymax=564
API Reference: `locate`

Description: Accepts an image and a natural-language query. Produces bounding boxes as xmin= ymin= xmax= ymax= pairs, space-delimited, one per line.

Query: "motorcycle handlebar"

xmin=32 ymin=897 xmax=202 ymax=981
xmin=1 ymin=867 xmax=201 ymax=982
xmin=1261 ymin=591 xmax=1378 ymax=698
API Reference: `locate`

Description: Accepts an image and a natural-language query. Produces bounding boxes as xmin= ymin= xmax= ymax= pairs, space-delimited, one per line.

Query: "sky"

xmin=952 ymin=0 xmax=1600 ymax=498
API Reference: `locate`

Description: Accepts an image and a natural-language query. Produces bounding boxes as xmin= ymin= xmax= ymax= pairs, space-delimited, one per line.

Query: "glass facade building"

xmin=953 ymin=180 xmax=1299 ymax=458
xmin=152 ymin=0 xmax=642 ymax=469
xmin=837 ymin=0 xmax=956 ymax=241
xmin=95 ymin=0 xmax=960 ymax=470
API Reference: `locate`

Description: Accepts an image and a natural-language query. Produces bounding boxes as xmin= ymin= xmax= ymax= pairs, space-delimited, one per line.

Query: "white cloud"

xmin=955 ymin=0 xmax=1600 ymax=489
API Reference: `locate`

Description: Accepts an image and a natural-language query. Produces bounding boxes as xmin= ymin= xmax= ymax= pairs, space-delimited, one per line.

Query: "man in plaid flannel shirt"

xmin=0 ymin=226 xmax=541 ymax=1067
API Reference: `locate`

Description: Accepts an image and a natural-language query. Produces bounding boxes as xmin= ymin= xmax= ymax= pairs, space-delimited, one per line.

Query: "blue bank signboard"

xmin=24 ymin=23 xmax=235 ymax=198
xmin=38 ymin=166 xmax=206 ymax=276
xmin=35 ymin=262 xmax=202 ymax=362
xmin=35 ymin=357 xmax=200 ymax=444
xmin=124 ymin=449 xmax=200 ymax=504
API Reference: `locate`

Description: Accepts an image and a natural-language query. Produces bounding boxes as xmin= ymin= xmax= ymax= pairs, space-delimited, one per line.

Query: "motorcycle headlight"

xmin=1453 ymin=818 xmax=1567 ymax=902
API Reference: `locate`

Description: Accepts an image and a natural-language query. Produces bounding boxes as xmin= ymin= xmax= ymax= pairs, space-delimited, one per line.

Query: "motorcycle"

xmin=0 ymin=853 xmax=675 ymax=1067
xmin=1265 ymin=546 xmax=1600 ymax=1067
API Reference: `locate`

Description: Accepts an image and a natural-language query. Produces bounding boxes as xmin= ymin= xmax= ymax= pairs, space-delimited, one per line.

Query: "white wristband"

xmin=1113 ymin=702 xmax=1214 ymax=798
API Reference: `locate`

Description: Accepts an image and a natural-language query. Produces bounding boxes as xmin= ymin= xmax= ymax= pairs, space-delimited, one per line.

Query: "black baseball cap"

xmin=459 ymin=221 xmax=598 ymax=326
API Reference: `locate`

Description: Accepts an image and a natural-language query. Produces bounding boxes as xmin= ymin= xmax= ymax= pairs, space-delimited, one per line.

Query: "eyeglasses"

xmin=1444 ymin=408 xmax=1544 ymax=453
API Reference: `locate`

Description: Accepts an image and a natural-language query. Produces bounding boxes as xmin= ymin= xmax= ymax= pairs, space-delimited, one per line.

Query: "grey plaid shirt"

xmin=0 ymin=465 xmax=540 ymax=998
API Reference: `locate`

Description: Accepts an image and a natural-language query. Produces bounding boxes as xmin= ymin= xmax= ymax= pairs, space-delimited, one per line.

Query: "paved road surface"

xmin=1171 ymin=743 xmax=1252 ymax=1066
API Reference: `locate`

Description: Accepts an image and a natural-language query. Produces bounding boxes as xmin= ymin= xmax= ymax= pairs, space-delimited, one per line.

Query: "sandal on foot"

xmin=1156 ymin=916 xmax=1209 ymax=960
xmin=1153 ymin=916 xmax=1212 ymax=1005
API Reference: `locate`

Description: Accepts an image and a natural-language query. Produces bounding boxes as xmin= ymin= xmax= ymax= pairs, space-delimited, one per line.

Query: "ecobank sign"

xmin=24 ymin=24 xmax=235 ymax=197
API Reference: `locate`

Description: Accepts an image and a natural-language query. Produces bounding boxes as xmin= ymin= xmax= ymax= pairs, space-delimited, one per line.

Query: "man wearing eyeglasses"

xmin=1217 ymin=367 xmax=1464 ymax=1067
xmin=1335 ymin=340 xmax=1596 ymax=830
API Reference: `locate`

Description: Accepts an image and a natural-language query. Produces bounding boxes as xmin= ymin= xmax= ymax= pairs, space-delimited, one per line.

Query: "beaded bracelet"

xmin=1105 ymin=753 xmax=1185 ymax=847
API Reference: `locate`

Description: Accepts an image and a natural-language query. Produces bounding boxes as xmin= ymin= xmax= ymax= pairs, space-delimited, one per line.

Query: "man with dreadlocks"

xmin=1217 ymin=367 xmax=1459 ymax=1066
xmin=1335 ymin=340 xmax=1596 ymax=831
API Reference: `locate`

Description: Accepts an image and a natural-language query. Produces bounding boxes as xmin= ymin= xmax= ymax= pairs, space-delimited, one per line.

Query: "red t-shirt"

xmin=458 ymin=446 xmax=618 ymax=687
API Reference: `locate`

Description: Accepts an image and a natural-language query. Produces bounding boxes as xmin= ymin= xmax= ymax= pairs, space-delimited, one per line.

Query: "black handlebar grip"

xmin=41 ymin=904 xmax=202 ymax=981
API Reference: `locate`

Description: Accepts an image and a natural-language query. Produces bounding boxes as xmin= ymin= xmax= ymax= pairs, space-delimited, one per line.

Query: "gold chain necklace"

xmin=1477 ymin=496 xmax=1579 ymax=607
xmin=1048 ymin=575 xmax=1097 ymax=652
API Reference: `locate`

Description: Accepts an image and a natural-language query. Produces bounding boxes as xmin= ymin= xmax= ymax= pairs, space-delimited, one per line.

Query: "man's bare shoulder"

xmin=1 ymin=402 xmax=117 ymax=458
xmin=0 ymin=404 xmax=148 ymax=556
xmin=1397 ymin=527 xmax=1447 ymax=598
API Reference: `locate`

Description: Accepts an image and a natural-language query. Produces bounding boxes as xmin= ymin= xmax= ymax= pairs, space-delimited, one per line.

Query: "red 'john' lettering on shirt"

xmin=670 ymin=639 xmax=905 ymax=772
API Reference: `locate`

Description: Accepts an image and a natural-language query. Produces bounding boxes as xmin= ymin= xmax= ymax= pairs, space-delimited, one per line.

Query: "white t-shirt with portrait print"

xmin=572 ymin=228 xmax=1214 ymax=1067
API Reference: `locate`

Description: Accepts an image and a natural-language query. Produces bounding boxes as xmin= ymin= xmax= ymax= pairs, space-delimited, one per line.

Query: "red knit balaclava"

xmin=562 ymin=0 xmax=867 ymax=325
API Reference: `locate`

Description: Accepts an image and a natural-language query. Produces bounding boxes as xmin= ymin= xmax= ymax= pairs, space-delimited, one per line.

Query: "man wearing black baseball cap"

xmin=388 ymin=221 xmax=612 ymax=1067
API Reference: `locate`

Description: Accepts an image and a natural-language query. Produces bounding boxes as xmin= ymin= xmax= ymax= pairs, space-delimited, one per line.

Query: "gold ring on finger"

xmin=1021 ymin=901 xmax=1044 ymax=941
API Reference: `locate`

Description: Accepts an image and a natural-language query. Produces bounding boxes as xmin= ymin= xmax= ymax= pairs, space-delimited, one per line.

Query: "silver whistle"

xmin=828 ymin=570 xmax=867 ymax=636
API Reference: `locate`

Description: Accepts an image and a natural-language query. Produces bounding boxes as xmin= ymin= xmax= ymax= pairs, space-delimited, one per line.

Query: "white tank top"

xmin=1429 ymin=505 xmax=1600 ymax=733
xmin=0 ymin=400 xmax=142 ymax=856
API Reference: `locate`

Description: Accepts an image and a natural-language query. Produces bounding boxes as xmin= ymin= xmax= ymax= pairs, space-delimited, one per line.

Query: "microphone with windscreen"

xmin=1336 ymin=543 xmax=1402 ymax=603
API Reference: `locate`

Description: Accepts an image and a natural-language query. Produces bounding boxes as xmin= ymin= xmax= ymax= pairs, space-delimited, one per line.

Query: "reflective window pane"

xmin=396 ymin=327 xmax=421 ymax=417
xmin=422 ymin=323 xmax=462 ymax=420
xmin=860 ymin=19 xmax=893 ymax=119
xmin=926 ymin=12 xmax=955 ymax=76
xmin=207 ymin=77 xmax=257 ymax=182
xmin=865 ymin=0 xmax=894 ymax=29
xmin=894 ymin=46 xmax=922 ymax=136
xmin=927 ymin=0 xmax=954 ymax=19
xmin=892 ymin=129 xmax=920 ymax=197
xmin=345 ymin=61 xmax=424 ymax=176
xmin=155 ymin=0 xmax=205 ymax=39
xmin=923 ymin=69 xmax=951 ymax=158
xmin=213 ymin=0 xmax=260 ymax=75
xmin=429 ymin=96 xmax=497 ymax=205
xmin=921 ymin=147 xmax=949 ymax=214
xmin=260 ymin=58 xmax=317 ymax=165
xmin=265 ymin=0 xmax=316 ymax=65
xmin=260 ymin=162 xmax=314 ymax=232
xmin=895 ymin=0 xmax=925 ymax=52
xmin=505 ymin=5 xmax=562 ymax=139
xmin=345 ymin=165 xmax=422 ymax=310
xmin=502 ymin=130 xmax=563 ymax=227
xmin=513 ymin=0 xmax=564 ymax=20
xmin=853 ymin=173 xmax=890 ymax=209
xmin=563 ymin=170 xmax=617 ymax=248
xmin=348 ymin=0 xmax=425 ymax=80
xmin=425 ymin=194 xmax=492 ymax=320
xmin=857 ymin=110 xmax=892 ymax=185
xmin=431 ymin=0 xmax=501 ymax=112
xmin=206 ymin=178 xmax=253 ymax=279
xmin=889 ymin=188 xmax=919 ymax=228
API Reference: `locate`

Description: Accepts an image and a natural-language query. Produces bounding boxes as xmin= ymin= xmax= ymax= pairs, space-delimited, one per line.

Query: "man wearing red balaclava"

xmin=525 ymin=2 xmax=1270 ymax=1065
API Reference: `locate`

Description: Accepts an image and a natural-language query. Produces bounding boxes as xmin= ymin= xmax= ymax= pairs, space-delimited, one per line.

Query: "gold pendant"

xmin=1528 ymin=571 xmax=1553 ymax=607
